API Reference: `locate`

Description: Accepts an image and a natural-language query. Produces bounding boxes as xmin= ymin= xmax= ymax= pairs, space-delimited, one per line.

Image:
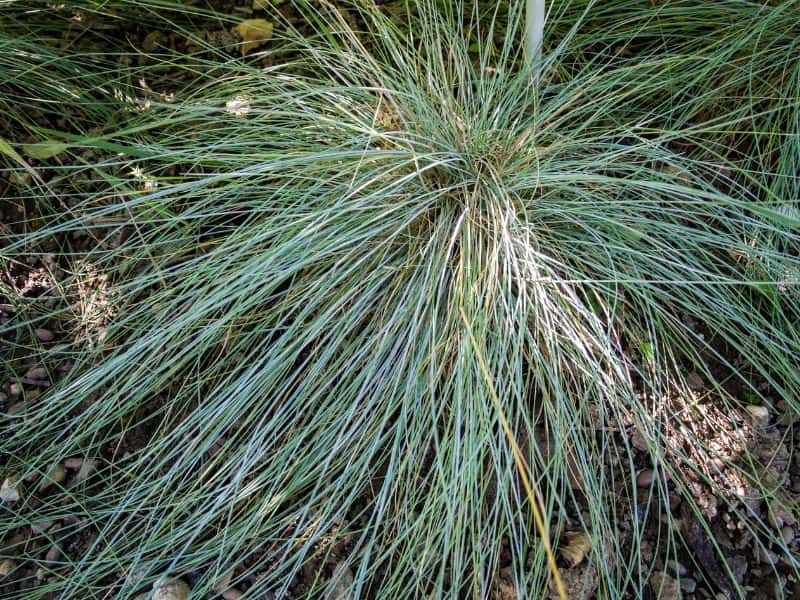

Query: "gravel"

xmin=34 ymin=328 xmax=55 ymax=342
xmin=152 ymin=579 xmax=191 ymax=600
xmin=0 ymin=476 xmax=22 ymax=503
xmin=636 ymin=469 xmax=655 ymax=487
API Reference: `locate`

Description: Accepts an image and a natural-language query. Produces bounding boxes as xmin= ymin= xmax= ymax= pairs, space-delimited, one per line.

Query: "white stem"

xmin=526 ymin=0 xmax=545 ymax=80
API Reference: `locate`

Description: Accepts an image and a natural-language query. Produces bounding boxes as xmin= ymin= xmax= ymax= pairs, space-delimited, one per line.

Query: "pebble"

xmin=76 ymin=458 xmax=98 ymax=482
xmin=57 ymin=361 xmax=74 ymax=372
xmin=745 ymin=404 xmax=769 ymax=422
xmin=782 ymin=526 xmax=795 ymax=545
xmin=681 ymin=578 xmax=697 ymax=593
xmin=34 ymin=328 xmax=54 ymax=342
xmin=0 ymin=476 xmax=22 ymax=503
xmin=0 ymin=558 xmax=16 ymax=577
xmin=223 ymin=589 xmax=244 ymax=600
xmin=63 ymin=457 xmax=84 ymax=470
xmin=686 ymin=371 xmax=704 ymax=391
xmin=142 ymin=31 xmax=162 ymax=53
xmin=328 ymin=562 xmax=355 ymax=600
xmin=756 ymin=545 xmax=777 ymax=565
xmin=730 ymin=555 xmax=748 ymax=583
xmin=24 ymin=366 xmax=48 ymax=381
xmin=8 ymin=401 xmax=29 ymax=416
xmin=213 ymin=570 xmax=233 ymax=592
xmin=775 ymin=400 xmax=798 ymax=426
xmin=9 ymin=383 xmax=22 ymax=396
xmin=637 ymin=469 xmax=655 ymax=487
xmin=152 ymin=578 xmax=191 ymax=600
xmin=39 ymin=463 xmax=67 ymax=492
xmin=45 ymin=545 xmax=60 ymax=563
xmin=0 ymin=391 xmax=6 ymax=403
xmin=768 ymin=510 xmax=785 ymax=530
xmin=667 ymin=560 xmax=687 ymax=577
xmin=32 ymin=520 xmax=55 ymax=534
xmin=650 ymin=571 xmax=681 ymax=599
xmin=630 ymin=431 xmax=649 ymax=451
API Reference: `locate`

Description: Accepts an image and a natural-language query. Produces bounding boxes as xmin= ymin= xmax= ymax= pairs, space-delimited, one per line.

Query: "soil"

xmin=2 ymin=3 xmax=799 ymax=599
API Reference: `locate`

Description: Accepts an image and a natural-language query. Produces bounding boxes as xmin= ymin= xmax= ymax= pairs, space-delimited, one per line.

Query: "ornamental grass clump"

xmin=2 ymin=1 xmax=799 ymax=598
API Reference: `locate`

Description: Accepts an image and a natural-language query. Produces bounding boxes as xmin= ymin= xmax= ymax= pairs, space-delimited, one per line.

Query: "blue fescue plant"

xmin=2 ymin=1 xmax=799 ymax=598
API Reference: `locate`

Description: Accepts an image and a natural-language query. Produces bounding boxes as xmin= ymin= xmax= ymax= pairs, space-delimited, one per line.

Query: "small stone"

xmin=39 ymin=463 xmax=67 ymax=492
xmin=142 ymin=31 xmax=162 ymax=52
xmin=494 ymin=570 xmax=517 ymax=600
xmin=63 ymin=457 xmax=84 ymax=470
xmin=667 ymin=560 xmax=687 ymax=577
xmin=651 ymin=571 xmax=681 ymax=599
xmin=152 ymin=578 xmax=191 ymax=600
xmin=63 ymin=515 xmax=84 ymax=525
xmin=24 ymin=366 xmax=48 ymax=381
xmin=32 ymin=520 xmax=55 ymax=534
xmin=0 ymin=558 xmax=16 ymax=577
xmin=637 ymin=469 xmax=655 ymax=487
xmin=75 ymin=458 xmax=98 ymax=482
xmin=782 ymin=526 xmax=795 ymax=545
xmin=686 ymin=372 xmax=704 ymax=391
xmin=681 ymin=578 xmax=697 ymax=593
xmin=768 ymin=509 xmax=785 ymax=530
xmin=34 ymin=328 xmax=54 ymax=342
xmin=730 ymin=554 xmax=748 ymax=583
xmin=8 ymin=401 xmax=29 ymax=416
xmin=45 ymin=545 xmax=60 ymax=563
xmin=328 ymin=562 xmax=355 ymax=600
xmin=9 ymin=383 xmax=22 ymax=396
xmin=0 ymin=392 xmax=7 ymax=403
xmin=223 ymin=589 xmax=243 ymax=600
xmin=745 ymin=405 xmax=769 ymax=422
xmin=213 ymin=571 xmax=233 ymax=592
xmin=630 ymin=431 xmax=649 ymax=451
xmin=756 ymin=545 xmax=777 ymax=565
xmin=0 ymin=476 xmax=22 ymax=503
